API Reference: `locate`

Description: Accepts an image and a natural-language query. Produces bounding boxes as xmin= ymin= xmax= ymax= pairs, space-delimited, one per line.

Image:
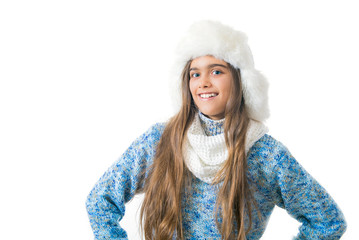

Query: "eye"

xmin=212 ymin=70 xmax=222 ymax=75
xmin=191 ymin=73 xmax=200 ymax=78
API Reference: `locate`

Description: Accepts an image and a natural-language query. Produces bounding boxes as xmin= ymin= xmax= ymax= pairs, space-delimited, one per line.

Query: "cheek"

xmin=218 ymin=79 xmax=232 ymax=100
xmin=189 ymin=80 xmax=196 ymax=96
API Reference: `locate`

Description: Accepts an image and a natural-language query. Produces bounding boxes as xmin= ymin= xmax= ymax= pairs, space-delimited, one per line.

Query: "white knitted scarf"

xmin=183 ymin=114 xmax=268 ymax=184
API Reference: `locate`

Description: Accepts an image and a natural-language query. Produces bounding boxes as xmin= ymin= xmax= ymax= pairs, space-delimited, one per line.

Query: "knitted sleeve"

xmin=271 ymin=141 xmax=347 ymax=239
xmin=85 ymin=123 xmax=165 ymax=240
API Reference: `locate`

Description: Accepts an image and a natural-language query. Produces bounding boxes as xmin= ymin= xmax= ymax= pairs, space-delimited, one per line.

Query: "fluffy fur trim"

xmin=171 ymin=20 xmax=270 ymax=122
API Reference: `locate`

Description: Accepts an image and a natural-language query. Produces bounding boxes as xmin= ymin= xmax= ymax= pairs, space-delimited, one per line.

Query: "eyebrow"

xmin=189 ymin=64 xmax=228 ymax=71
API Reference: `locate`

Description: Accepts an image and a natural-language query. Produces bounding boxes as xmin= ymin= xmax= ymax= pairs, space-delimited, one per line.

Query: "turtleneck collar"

xmin=198 ymin=112 xmax=225 ymax=136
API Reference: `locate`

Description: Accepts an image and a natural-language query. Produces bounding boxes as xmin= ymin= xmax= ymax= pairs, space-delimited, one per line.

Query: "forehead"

xmin=190 ymin=55 xmax=228 ymax=69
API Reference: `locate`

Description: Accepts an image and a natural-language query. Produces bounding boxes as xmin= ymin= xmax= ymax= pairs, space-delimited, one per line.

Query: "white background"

xmin=1 ymin=0 xmax=358 ymax=239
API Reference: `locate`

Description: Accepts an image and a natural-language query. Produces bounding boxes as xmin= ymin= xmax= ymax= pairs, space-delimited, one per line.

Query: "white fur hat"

xmin=171 ymin=20 xmax=270 ymax=122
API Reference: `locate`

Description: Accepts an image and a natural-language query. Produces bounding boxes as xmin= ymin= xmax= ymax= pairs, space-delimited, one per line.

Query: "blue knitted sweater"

xmin=86 ymin=113 xmax=346 ymax=239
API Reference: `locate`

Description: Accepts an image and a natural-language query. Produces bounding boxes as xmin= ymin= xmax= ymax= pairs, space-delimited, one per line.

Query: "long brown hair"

xmin=139 ymin=58 xmax=254 ymax=240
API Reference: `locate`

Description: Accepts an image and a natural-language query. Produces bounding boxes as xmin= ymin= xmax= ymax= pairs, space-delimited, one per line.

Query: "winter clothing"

xmin=172 ymin=20 xmax=269 ymax=122
xmin=87 ymin=20 xmax=346 ymax=239
xmin=183 ymin=113 xmax=268 ymax=183
xmin=86 ymin=112 xmax=346 ymax=239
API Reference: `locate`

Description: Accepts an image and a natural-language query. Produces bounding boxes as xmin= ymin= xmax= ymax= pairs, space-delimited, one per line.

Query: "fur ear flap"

xmin=241 ymin=69 xmax=270 ymax=122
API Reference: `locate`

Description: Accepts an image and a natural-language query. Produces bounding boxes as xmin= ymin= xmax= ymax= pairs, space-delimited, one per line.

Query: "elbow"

xmin=323 ymin=212 xmax=347 ymax=239
xmin=335 ymin=215 xmax=347 ymax=238
xmin=85 ymin=190 xmax=96 ymax=214
xmin=333 ymin=205 xmax=347 ymax=238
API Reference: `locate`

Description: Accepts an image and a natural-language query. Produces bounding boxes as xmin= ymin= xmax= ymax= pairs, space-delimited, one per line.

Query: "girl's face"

xmin=189 ymin=55 xmax=232 ymax=120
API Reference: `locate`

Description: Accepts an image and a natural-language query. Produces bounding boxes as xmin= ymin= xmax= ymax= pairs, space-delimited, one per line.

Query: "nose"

xmin=199 ymin=74 xmax=211 ymax=88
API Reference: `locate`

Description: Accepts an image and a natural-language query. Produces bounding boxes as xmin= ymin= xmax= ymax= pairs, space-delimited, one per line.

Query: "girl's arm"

xmin=272 ymin=145 xmax=347 ymax=239
xmin=85 ymin=123 xmax=164 ymax=240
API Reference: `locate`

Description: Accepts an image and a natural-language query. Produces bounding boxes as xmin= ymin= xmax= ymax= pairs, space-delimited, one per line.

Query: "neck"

xmin=198 ymin=112 xmax=225 ymax=136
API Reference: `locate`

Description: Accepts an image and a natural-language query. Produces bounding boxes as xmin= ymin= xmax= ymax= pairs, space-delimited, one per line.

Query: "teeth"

xmin=200 ymin=93 xmax=218 ymax=98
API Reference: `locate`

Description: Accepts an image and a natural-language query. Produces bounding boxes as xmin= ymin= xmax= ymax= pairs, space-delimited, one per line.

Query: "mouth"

xmin=198 ymin=93 xmax=218 ymax=100
xmin=198 ymin=93 xmax=218 ymax=99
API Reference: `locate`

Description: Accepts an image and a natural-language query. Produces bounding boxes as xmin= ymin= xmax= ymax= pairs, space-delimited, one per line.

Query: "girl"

xmin=86 ymin=21 xmax=346 ymax=239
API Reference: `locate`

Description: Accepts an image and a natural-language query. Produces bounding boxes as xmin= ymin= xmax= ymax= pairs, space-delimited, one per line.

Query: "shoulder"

xmin=144 ymin=122 xmax=167 ymax=140
xmin=247 ymin=134 xmax=293 ymax=181
xmin=117 ymin=122 xmax=167 ymax=168
xmin=248 ymin=134 xmax=290 ymax=165
xmin=132 ymin=122 xmax=167 ymax=149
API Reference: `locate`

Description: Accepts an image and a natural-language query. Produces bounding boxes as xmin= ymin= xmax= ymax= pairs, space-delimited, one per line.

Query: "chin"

xmin=200 ymin=111 xmax=224 ymax=120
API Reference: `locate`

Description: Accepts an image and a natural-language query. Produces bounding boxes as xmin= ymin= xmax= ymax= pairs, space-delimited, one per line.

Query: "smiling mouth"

xmin=199 ymin=93 xmax=218 ymax=99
